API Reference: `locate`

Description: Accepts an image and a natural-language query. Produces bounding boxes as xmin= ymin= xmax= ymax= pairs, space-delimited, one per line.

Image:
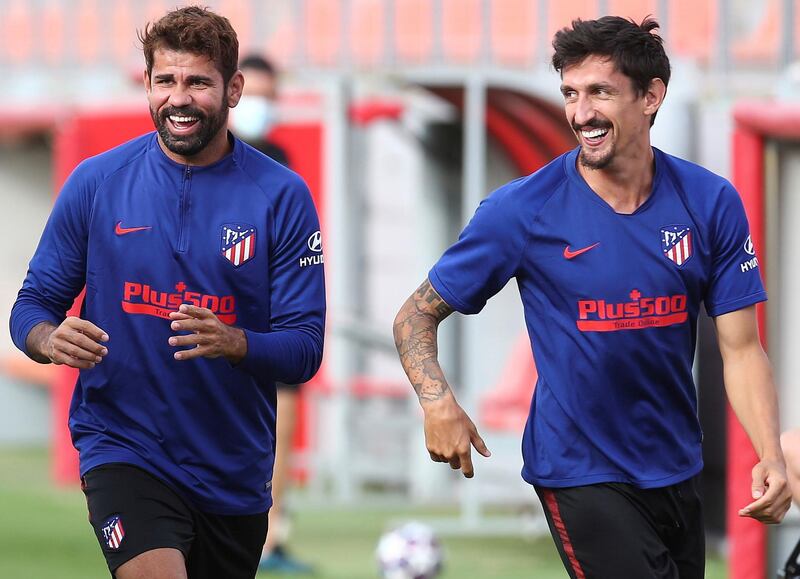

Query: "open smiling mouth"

xmin=580 ymin=127 xmax=610 ymax=146
xmin=167 ymin=114 xmax=201 ymax=133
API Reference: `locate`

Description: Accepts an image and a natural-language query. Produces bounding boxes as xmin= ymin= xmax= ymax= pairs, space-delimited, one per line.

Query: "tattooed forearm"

xmin=415 ymin=280 xmax=454 ymax=318
xmin=394 ymin=280 xmax=454 ymax=403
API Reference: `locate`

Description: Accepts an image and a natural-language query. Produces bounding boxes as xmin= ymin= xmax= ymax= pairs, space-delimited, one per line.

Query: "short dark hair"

xmin=139 ymin=6 xmax=239 ymax=84
xmin=239 ymin=54 xmax=277 ymax=76
xmin=552 ymin=16 xmax=670 ymax=123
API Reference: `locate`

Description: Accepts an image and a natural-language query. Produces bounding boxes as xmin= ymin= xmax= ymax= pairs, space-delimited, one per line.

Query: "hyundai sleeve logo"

xmin=743 ymin=235 xmax=755 ymax=256
xmin=308 ymin=231 xmax=322 ymax=252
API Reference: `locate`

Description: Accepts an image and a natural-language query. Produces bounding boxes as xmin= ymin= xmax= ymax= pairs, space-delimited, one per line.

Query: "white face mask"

xmin=230 ymin=95 xmax=278 ymax=142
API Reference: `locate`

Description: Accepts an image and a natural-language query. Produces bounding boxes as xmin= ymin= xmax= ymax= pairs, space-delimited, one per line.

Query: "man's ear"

xmin=143 ymin=69 xmax=151 ymax=95
xmin=643 ymin=77 xmax=666 ymax=118
xmin=227 ymin=70 xmax=245 ymax=108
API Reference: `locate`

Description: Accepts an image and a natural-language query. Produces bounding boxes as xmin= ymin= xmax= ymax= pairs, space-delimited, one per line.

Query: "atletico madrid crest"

xmin=221 ymin=224 xmax=256 ymax=267
xmin=661 ymin=225 xmax=692 ymax=267
xmin=101 ymin=514 xmax=125 ymax=550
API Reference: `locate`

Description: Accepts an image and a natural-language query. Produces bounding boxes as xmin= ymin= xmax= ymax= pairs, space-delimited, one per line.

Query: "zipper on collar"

xmin=178 ymin=165 xmax=192 ymax=253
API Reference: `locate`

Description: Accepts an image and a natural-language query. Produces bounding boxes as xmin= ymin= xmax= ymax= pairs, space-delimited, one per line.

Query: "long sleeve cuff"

xmin=236 ymin=328 xmax=323 ymax=384
xmin=9 ymin=302 xmax=62 ymax=358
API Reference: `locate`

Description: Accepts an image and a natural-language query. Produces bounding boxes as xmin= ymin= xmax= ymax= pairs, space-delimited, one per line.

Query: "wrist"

xmin=759 ymin=450 xmax=786 ymax=464
xmin=224 ymin=327 xmax=248 ymax=364
xmin=420 ymin=390 xmax=457 ymax=413
xmin=26 ymin=322 xmax=57 ymax=364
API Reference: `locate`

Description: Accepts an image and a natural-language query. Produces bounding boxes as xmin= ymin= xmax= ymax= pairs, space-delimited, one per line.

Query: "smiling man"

xmin=394 ymin=16 xmax=790 ymax=578
xmin=9 ymin=6 xmax=325 ymax=579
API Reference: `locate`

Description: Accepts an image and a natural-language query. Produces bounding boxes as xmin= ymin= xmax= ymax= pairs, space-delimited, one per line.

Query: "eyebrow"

xmin=186 ymin=75 xmax=214 ymax=84
xmin=152 ymin=73 xmax=215 ymax=84
xmin=560 ymin=82 xmax=616 ymax=93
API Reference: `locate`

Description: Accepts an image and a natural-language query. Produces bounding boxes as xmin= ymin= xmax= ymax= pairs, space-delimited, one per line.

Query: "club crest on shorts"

xmin=101 ymin=514 xmax=125 ymax=550
xmin=220 ymin=224 xmax=256 ymax=267
xmin=661 ymin=225 xmax=693 ymax=267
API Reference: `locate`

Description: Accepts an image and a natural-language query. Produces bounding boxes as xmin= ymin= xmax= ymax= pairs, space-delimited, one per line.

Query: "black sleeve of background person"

xmin=254 ymin=141 xmax=290 ymax=168
xmin=696 ymin=306 xmax=726 ymax=541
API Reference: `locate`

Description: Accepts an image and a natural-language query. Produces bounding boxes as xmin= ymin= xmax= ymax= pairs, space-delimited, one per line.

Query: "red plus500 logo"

xmin=122 ymin=281 xmax=236 ymax=324
xmin=576 ymin=292 xmax=687 ymax=332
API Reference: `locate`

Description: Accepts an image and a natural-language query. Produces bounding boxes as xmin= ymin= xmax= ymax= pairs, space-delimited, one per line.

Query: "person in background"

xmin=230 ymin=53 xmax=315 ymax=576
xmin=230 ymin=55 xmax=289 ymax=167
xmin=9 ymin=8 xmax=325 ymax=578
xmin=781 ymin=430 xmax=800 ymax=578
xmin=783 ymin=428 xmax=800 ymax=506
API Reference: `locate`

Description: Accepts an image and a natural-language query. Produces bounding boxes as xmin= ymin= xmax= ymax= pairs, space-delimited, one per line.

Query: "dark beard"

xmin=573 ymin=120 xmax=614 ymax=170
xmin=151 ymin=101 xmax=228 ymax=158
xmin=579 ymin=146 xmax=614 ymax=170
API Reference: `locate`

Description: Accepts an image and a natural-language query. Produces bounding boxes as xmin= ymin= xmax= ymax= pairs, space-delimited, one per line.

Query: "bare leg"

xmin=265 ymin=388 xmax=299 ymax=553
xmin=116 ymin=548 xmax=187 ymax=579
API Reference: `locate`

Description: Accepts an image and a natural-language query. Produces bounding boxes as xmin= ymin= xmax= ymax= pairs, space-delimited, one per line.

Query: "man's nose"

xmin=572 ymin=95 xmax=595 ymax=128
xmin=168 ymin=85 xmax=192 ymax=108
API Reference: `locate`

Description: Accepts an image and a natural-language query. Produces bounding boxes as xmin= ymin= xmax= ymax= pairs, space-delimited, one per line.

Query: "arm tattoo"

xmin=394 ymin=280 xmax=454 ymax=403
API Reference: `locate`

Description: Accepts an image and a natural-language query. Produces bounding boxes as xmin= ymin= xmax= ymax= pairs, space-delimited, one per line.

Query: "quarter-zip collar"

xmin=147 ymin=131 xmax=244 ymax=173
xmin=145 ymin=132 xmax=245 ymax=254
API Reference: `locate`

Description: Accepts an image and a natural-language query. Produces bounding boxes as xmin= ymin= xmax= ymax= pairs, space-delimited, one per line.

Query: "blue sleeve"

xmin=704 ymin=183 xmax=767 ymax=317
xmin=429 ymin=191 xmax=526 ymax=315
xmin=236 ymin=177 xmax=326 ymax=383
xmin=9 ymin=163 xmax=93 ymax=356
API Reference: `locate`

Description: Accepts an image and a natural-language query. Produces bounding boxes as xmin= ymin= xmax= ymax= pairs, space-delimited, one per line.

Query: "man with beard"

xmin=9 ymin=6 xmax=325 ymax=579
xmin=393 ymin=16 xmax=790 ymax=578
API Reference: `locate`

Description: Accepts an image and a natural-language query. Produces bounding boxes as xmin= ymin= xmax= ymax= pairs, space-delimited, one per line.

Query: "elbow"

xmin=293 ymin=329 xmax=324 ymax=384
xmin=304 ymin=337 xmax=325 ymax=383
xmin=393 ymin=301 xmax=411 ymax=354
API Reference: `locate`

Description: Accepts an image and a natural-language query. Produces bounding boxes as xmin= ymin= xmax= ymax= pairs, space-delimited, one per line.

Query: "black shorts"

xmin=82 ymin=463 xmax=268 ymax=578
xmin=276 ymin=382 xmax=301 ymax=392
xmin=535 ymin=476 xmax=704 ymax=579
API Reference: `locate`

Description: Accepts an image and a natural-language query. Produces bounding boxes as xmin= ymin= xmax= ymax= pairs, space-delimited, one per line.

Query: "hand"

xmin=738 ymin=457 xmax=792 ymax=524
xmin=422 ymin=395 xmax=491 ymax=478
xmin=44 ymin=317 xmax=109 ymax=369
xmin=168 ymin=304 xmax=247 ymax=363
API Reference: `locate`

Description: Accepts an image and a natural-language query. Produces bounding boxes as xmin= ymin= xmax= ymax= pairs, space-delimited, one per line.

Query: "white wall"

xmin=0 ymin=139 xmax=54 ymax=443
xmin=0 ymin=140 xmax=53 ymax=354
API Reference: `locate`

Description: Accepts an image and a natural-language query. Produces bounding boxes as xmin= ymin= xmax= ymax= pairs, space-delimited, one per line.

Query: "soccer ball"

xmin=375 ymin=521 xmax=444 ymax=579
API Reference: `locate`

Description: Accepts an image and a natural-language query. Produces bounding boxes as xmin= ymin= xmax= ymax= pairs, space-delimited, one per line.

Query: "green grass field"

xmin=0 ymin=446 xmax=727 ymax=578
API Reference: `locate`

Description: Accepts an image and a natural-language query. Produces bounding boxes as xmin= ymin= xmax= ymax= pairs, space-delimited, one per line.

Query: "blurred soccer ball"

xmin=375 ymin=521 xmax=444 ymax=579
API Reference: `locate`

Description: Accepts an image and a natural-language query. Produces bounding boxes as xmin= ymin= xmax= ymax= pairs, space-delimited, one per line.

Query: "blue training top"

xmin=430 ymin=147 xmax=765 ymax=489
xmin=10 ymin=132 xmax=326 ymax=514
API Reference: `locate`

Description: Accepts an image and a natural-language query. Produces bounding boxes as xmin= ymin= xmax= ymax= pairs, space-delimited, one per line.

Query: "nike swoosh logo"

xmin=115 ymin=222 xmax=152 ymax=236
xmin=563 ymin=242 xmax=600 ymax=259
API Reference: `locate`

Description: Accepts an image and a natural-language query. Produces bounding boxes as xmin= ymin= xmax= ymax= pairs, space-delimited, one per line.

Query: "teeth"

xmin=170 ymin=115 xmax=198 ymax=123
xmin=581 ymin=128 xmax=608 ymax=139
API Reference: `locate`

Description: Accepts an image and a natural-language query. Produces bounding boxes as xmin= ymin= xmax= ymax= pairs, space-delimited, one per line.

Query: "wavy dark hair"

xmin=552 ymin=16 xmax=670 ymax=125
xmin=139 ymin=6 xmax=239 ymax=84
